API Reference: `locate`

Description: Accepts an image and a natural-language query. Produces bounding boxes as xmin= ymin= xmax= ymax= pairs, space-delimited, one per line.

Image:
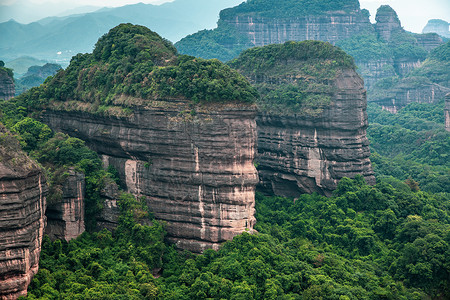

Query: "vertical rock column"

xmin=0 ymin=127 xmax=47 ymax=299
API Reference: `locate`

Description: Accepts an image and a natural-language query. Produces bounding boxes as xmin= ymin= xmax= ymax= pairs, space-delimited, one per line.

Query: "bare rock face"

xmin=222 ymin=11 xmax=372 ymax=48
xmin=357 ymin=59 xmax=396 ymax=91
xmin=0 ymin=68 xmax=14 ymax=101
xmin=42 ymin=103 xmax=258 ymax=253
xmin=256 ymin=70 xmax=374 ymax=196
xmin=0 ymin=125 xmax=47 ymax=299
xmin=230 ymin=41 xmax=375 ymax=197
xmin=96 ymin=180 xmax=120 ymax=232
xmin=375 ymin=5 xmax=402 ymax=42
xmin=415 ymin=33 xmax=445 ymax=52
xmin=45 ymin=169 xmax=85 ymax=242
xmin=371 ymin=83 xmax=450 ymax=113
xmin=445 ymin=93 xmax=450 ymax=132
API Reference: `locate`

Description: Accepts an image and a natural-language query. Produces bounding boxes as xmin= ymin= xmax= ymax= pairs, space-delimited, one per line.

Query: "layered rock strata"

xmin=374 ymin=5 xmax=402 ymax=42
xmin=255 ymin=70 xmax=375 ymax=196
xmin=230 ymin=41 xmax=375 ymax=197
xmin=0 ymin=68 xmax=15 ymax=101
xmin=0 ymin=126 xmax=47 ymax=299
xmin=223 ymin=11 xmax=373 ymax=47
xmin=43 ymin=103 xmax=258 ymax=253
xmin=371 ymin=83 xmax=450 ymax=113
xmin=45 ymin=169 xmax=85 ymax=242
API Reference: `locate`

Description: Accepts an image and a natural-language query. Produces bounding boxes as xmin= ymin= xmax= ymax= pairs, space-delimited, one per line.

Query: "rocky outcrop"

xmin=96 ymin=180 xmax=120 ymax=232
xmin=415 ymin=33 xmax=445 ymax=52
xmin=42 ymin=103 xmax=258 ymax=253
xmin=357 ymin=59 xmax=396 ymax=91
xmin=445 ymin=93 xmax=450 ymax=132
xmin=0 ymin=125 xmax=47 ymax=299
xmin=370 ymin=83 xmax=450 ymax=113
xmin=422 ymin=19 xmax=450 ymax=38
xmin=0 ymin=68 xmax=14 ymax=101
xmin=45 ymin=169 xmax=85 ymax=242
xmin=223 ymin=11 xmax=373 ymax=48
xmin=375 ymin=5 xmax=401 ymax=42
xmin=256 ymin=70 xmax=375 ymax=196
xmin=393 ymin=58 xmax=422 ymax=78
xmin=230 ymin=41 xmax=375 ymax=197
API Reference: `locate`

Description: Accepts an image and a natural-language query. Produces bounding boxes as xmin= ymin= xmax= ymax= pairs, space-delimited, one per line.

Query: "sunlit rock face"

xmin=0 ymin=125 xmax=47 ymax=299
xmin=45 ymin=169 xmax=85 ymax=242
xmin=42 ymin=102 xmax=258 ymax=253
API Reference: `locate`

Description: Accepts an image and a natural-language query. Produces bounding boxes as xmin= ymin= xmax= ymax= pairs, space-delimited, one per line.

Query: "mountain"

xmin=0 ymin=0 xmax=243 ymax=64
xmin=15 ymin=63 xmax=62 ymax=95
xmin=5 ymin=56 xmax=48 ymax=77
xmin=176 ymin=1 xmax=444 ymax=92
xmin=423 ymin=19 xmax=450 ymax=38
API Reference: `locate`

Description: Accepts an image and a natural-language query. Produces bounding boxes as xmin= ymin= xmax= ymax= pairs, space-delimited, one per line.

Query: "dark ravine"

xmin=42 ymin=103 xmax=258 ymax=253
xmin=0 ymin=125 xmax=47 ymax=300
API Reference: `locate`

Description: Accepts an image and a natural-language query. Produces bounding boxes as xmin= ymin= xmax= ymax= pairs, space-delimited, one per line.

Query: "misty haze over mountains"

xmin=0 ymin=0 xmax=242 ymax=65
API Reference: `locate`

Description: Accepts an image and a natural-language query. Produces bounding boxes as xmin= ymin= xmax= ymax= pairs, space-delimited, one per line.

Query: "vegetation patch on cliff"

xmin=16 ymin=24 xmax=257 ymax=116
xmin=220 ymin=0 xmax=361 ymax=19
xmin=229 ymin=41 xmax=355 ymax=116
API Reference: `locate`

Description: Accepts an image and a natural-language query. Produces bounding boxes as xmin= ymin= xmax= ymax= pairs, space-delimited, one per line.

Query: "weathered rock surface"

xmin=222 ymin=11 xmax=373 ymax=48
xmin=357 ymin=59 xmax=396 ymax=91
xmin=422 ymin=19 xmax=450 ymax=38
xmin=42 ymin=103 xmax=258 ymax=253
xmin=371 ymin=83 xmax=450 ymax=113
xmin=45 ymin=169 xmax=85 ymax=242
xmin=256 ymin=70 xmax=375 ymax=196
xmin=375 ymin=5 xmax=401 ymax=42
xmin=0 ymin=68 xmax=14 ymax=101
xmin=415 ymin=33 xmax=445 ymax=52
xmin=445 ymin=93 xmax=450 ymax=132
xmin=230 ymin=42 xmax=375 ymax=197
xmin=96 ymin=180 xmax=120 ymax=232
xmin=0 ymin=125 xmax=47 ymax=299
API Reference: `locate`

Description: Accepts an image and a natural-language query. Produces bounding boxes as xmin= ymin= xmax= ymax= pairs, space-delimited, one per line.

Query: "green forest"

xmin=0 ymin=21 xmax=448 ymax=300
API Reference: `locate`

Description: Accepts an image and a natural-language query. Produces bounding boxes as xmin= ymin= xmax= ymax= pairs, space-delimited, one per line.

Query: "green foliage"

xmin=367 ymin=102 xmax=450 ymax=193
xmin=220 ymin=0 xmax=361 ymax=19
xmin=429 ymin=40 xmax=450 ymax=61
xmin=0 ymin=65 xmax=14 ymax=81
xmin=230 ymin=41 xmax=354 ymax=115
xmin=336 ymin=33 xmax=393 ymax=61
xmin=15 ymin=23 xmax=257 ymax=115
xmin=175 ymin=21 xmax=251 ymax=62
xmin=27 ymin=193 xmax=166 ymax=299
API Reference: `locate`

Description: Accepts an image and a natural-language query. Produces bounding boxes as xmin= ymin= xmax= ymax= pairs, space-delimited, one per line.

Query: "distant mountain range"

xmin=0 ymin=0 xmax=242 ymax=65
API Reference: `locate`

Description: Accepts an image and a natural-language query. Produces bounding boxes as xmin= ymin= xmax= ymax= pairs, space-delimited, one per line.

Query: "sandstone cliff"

xmin=45 ymin=169 xmax=85 ymax=242
xmin=0 ymin=125 xmax=47 ymax=299
xmin=43 ymin=104 xmax=258 ymax=253
xmin=0 ymin=67 xmax=15 ymax=101
xmin=369 ymin=41 xmax=450 ymax=112
xmin=17 ymin=24 xmax=259 ymax=253
xmin=230 ymin=41 xmax=375 ymax=197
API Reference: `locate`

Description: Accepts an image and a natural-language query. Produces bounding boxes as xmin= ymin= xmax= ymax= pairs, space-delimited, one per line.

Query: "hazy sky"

xmin=0 ymin=0 xmax=449 ymax=33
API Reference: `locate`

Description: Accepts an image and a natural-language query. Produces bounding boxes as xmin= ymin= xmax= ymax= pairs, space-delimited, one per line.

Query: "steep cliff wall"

xmin=42 ymin=103 xmax=258 ymax=253
xmin=374 ymin=5 xmax=401 ymax=42
xmin=222 ymin=12 xmax=373 ymax=48
xmin=14 ymin=24 xmax=260 ymax=253
xmin=0 ymin=125 xmax=47 ymax=299
xmin=230 ymin=41 xmax=375 ymax=197
xmin=422 ymin=19 xmax=450 ymax=38
xmin=45 ymin=169 xmax=85 ymax=242
xmin=0 ymin=68 xmax=15 ymax=101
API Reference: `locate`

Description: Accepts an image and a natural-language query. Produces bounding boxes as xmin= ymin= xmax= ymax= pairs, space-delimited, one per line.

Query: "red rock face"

xmin=0 ymin=127 xmax=47 ymax=299
xmin=42 ymin=102 xmax=258 ymax=253
xmin=45 ymin=169 xmax=85 ymax=242
xmin=255 ymin=69 xmax=375 ymax=197
xmin=223 ymin=11 xmax=373 ymax=48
